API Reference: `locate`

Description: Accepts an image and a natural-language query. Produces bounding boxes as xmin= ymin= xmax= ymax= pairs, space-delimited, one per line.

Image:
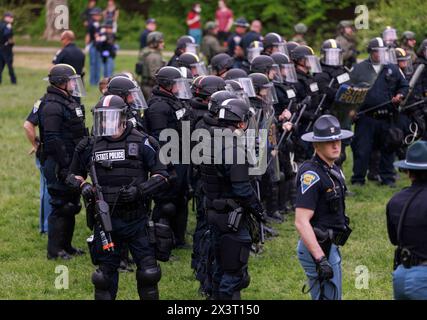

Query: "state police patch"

xmin=301 ymin=171 xmax=320 ymax=194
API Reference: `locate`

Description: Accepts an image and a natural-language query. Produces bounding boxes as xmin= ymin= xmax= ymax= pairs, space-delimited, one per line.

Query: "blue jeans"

xmin=297 ymin=240 xmax=342 ymax=300
xmin=89 ymin=43 xmax=102 ymax=86
xmin=393 ymin=265 xmax=427 ymax=300
xmin=189 ymin=29 xmax=202 ymax=45
xmin=36 ymin=158 xmax=52 ymax=233
xmin=103 ymin=57 xmax=115 ymax=78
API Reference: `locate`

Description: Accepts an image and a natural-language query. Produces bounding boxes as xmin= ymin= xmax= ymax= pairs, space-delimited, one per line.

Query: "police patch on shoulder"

xmin=300 ymin=171 xmax=320 ymax=194
xmin=33 ymin=100 xmax=42 ymax=113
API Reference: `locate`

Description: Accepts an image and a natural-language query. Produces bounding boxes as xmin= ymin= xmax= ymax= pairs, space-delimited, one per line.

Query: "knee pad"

xmin=137 ymin=256 xmax=162 ymax=286
xmin=57 ymin=202 xmax=81 ymax=217
xmin=219 ymin=233 xmax=251 ymax=275
xmin=91 ymin=268 xmax=111 ymax=291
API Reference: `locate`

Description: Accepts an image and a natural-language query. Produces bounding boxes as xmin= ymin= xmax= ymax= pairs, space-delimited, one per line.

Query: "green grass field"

xmin=0 ymin=52 xmax=406 ymax=300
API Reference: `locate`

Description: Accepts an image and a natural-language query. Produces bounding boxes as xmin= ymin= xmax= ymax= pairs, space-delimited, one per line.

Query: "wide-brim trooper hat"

xmin=394 ymin=140 xmax=427 ymax=170
xmin=301 ymin=114 xmax=353 ymax=142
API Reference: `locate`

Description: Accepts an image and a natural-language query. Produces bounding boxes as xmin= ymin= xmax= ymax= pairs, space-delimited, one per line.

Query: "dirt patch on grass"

xmin=14 ymin=52 xmax=53 ymax=71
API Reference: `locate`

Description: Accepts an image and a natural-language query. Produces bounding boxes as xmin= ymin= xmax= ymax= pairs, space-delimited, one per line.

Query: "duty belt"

xmin=398 ymin=248 xmax=427 ymax=269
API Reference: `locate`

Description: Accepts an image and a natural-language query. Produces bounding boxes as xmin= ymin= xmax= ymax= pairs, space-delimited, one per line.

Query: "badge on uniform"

xmin=336 ymin=72 xmax=350 ymax=84
xmin=309 ymin=82 xmax=319 ymax=93
xmin=286 ymin=89 xmax=296 ymax=99
xmin=33 ymin=100 xmax=42 ymax=114
xmin=175 ymin=108 xmax=186 ymax=120
xmin=128 ymin=143 xmax=139 ymax=157
xmin=75 ymin=107 xmax=83 ymax=117
xmin=301 ymin=170 xmax=320 ymax=194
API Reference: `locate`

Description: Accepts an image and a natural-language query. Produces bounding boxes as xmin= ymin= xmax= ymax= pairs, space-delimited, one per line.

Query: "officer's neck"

xmin=315 ymin=152 xmax=335 ymax=168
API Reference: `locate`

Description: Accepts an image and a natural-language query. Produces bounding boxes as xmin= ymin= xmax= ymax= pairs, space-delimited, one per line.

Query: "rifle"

xmin=305 ymin=78 xmax=335 ymax=132
xmin=89 ymin=157 xmax=115 ymax=252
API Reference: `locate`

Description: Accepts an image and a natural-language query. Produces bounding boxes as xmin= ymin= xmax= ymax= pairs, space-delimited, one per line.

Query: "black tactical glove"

xmin=120 ymin=186 xmax=140 ymax=203
xmin=315 ymin=256 xmax=334 ymax=281
xmin=57 ymin=167 xmax=69 ymax=182
xmin=81 ymin=182 xmax=94 ymax=202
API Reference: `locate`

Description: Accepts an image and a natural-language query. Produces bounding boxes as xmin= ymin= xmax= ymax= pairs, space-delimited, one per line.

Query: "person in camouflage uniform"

xmin=138 ymin=31 xmax=165 ymax=98
xmin=291 ymin=23 xmax=308 ymax=46
xmin=401 ymin=31 xmax=417 ymax=64
xmin=201 ymin=21 xmax=226 ymax=64
xmin=335 ymin=20 xmax=358 ymax=69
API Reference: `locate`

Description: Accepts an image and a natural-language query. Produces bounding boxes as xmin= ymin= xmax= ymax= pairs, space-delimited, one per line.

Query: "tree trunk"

xmin=43 ymin=0 xmax=68 ymax=41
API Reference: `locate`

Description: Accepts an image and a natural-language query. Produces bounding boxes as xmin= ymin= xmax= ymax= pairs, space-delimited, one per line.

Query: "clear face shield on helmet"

xmin=280 ymin=63 xmax=298 ymax=83
xmin=93 ymin=108 xmax=126 ymax=137
xmin=185 ymin=43 xmax=200 ymax=56
xmin=225 ymin=82 xmax=251 ymax=107
xmin=305 ymin=55 xmax=322 ymax=73
xmin=127 ymin=87 xmax=148 ymax=110
xmin=259 ymin=83 xmax=278 ymax=106
xmin=399 ymin=57 xmax=414 ymax=75
xmin=386 ymin=48 xmax=398 ymax=64
xmin=173 ymin=78 xmax=193 ymax=100
xmin=190 ymin=61 xmax=208 ymax=76
xmin=272 ymin=42 xmax=289 ymax=56
xmin=269 ymin=64 xmax=283 ymax=83
xmin=383 ymin=28 xmax=397 ymax=46
xmin=247 ymin=47 xmax=263 ymax=63
xmin=67 ymin=75 xmax=86 ymax=97
xmin=372 ymin=47 xmax=391 ymax=65
xmin=323 ymin=48 xmax=344 ymax=66
xmin=237 ymin=77 xmax=256 ymax=98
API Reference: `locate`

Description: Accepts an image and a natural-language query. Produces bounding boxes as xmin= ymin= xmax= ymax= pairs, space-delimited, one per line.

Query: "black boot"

xmin=47 ymin=214 xmax=72 ymax=260
xmin=63 ymin=215 xmax=85 ymax=256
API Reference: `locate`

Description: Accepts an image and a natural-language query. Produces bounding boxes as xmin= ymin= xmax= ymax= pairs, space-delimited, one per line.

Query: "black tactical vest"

xmin=41 ymin=92 xmax=87 ymax=145
xmin=92 ymin=128 xmax=147 ymax=208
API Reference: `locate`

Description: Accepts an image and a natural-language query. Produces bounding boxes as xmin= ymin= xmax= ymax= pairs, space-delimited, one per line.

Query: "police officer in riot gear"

xmin=106 ymin=75 xmax=148 ymax=132
xmin=144 ymin=66 xmax=193 ymax=248
xmin=315 ymin=39 xmax=351 ymax=165
xmin=383 ymin=26 xmax=398 ymax=48
xmin=295 ymin=115 xmax=353 ymax=300
xmin=291 ymin=45 xmax=323 ymax=160
xmin=178 ymin=52 xmax=208 ymax=77
xmin=168 ymin=35 xmax=198 ymax=68
xmin=38 ymin=64 xmax=87 ymax=260
xmin=188 ymin=76 xmax=226 ymax=290
xmin=270 ymin=52 xmax=299 ymax=214
xmin=387 ymin=140 xmax=427 ymax=299
xmin=209 ymin=53 xmax=234 ymax=78
xmin=262 ymin=32 xmax=288 ymax=56
xmin=189 ymin=75 xmax=226 ymax=129
xmin=350 ymin=37 xmax=409 ymax=187
xmin=200 ymin=98 xmax=266 ymax=300
xmin=67 ymin=95 xmax=170 ymax=300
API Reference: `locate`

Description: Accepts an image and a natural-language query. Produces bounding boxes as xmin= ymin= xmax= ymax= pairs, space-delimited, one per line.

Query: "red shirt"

xmin=187 ymin=11 xmax=201 ymax=29
xmin=215 ymin=8 xmax=233 ymax=32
